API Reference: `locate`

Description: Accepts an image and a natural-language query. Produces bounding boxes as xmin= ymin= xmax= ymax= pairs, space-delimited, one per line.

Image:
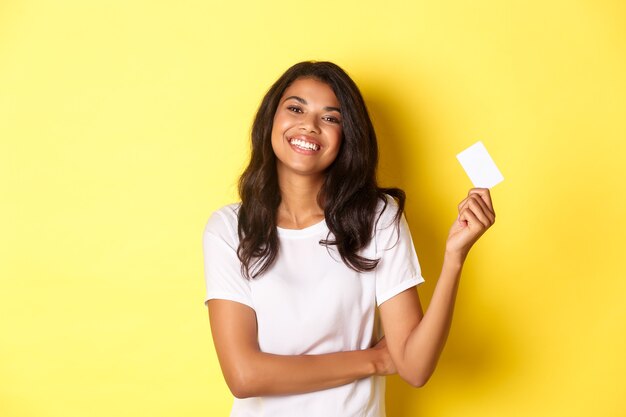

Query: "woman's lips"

xmin=288 ymin=136 xmax=321 ymax=153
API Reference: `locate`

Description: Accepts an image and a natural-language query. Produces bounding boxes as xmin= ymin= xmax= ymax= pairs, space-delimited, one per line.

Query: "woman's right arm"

xmin=208 ymin=299 xmax=394 ymax=398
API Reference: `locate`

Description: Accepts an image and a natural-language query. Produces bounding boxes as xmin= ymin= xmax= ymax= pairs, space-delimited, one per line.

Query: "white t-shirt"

xmin=202 ymin=196 xmax=424 ymax=417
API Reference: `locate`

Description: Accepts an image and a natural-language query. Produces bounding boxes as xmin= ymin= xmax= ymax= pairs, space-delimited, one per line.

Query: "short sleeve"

xmin=202 ymin=207 xmax=254 ymax=309
xmin=374 ymin=198 xmax=425 ymax=306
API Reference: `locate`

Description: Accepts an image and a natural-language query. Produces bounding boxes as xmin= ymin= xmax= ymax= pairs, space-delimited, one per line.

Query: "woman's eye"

xmin=324 ymin=116 xmax=341 ymax=124
xmin=287 ymin=106 xmax=302 ymax=113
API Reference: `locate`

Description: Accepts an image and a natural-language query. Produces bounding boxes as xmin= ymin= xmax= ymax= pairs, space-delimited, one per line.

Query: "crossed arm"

xmin=208 ymin=299 xmax=395 ymax=398
xmin=208 ymin=188 xmax=495 ymax=398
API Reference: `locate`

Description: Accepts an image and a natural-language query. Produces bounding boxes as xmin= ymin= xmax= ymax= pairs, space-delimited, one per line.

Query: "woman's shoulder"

xmin=204 ymin=202 xmax=241 ymax=240
xmin=374 ymin=193 xmax=402 ymax=230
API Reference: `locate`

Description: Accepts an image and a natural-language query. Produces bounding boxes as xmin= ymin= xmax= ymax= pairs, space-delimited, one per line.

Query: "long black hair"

xmin=237 ymin=61 xmax=405 ymax=279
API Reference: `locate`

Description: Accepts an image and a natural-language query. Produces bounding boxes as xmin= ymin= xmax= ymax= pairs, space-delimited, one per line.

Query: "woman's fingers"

xmin=468 ymin=194 xmax=495 ymax=224
xmin=468 ymin=188 xmax=495 ymax=216
xmin=459 ymin=203 xmax=489 ymax=230
xmin=372 ymin=337 xmax=396 ymax=375
xmin=448 ymin=188 xmax=496 ymax=256
xmin=457 ymin=191 xmax=495 ymax=225
xmin=460 ymin=198 xmax=492 ymax=228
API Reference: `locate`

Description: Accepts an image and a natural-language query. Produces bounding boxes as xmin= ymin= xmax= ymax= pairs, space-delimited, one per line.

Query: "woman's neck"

xmin=276 ymin=173 xmax=325 ymax=229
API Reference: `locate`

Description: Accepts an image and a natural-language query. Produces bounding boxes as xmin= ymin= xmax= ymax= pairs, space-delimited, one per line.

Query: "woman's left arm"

xmin=379 ymin=188 xmax=496 ymax=387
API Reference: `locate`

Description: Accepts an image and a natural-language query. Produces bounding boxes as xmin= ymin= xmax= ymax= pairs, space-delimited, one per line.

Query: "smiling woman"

xmin=202 ymin=61 xmax=496 ymax=417
xmin=271 ymin=78 xmax=343 ymax=180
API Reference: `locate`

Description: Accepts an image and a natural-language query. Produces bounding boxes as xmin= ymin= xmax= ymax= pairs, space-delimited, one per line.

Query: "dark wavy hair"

xmin=237 ymin=61 xmax=405 ymax=279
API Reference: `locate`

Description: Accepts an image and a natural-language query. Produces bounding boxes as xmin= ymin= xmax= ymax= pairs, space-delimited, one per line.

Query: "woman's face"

xmin=271 ymin=77 xmax=343 ymax=180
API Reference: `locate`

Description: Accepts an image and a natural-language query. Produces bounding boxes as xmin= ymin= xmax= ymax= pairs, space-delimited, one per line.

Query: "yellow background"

xmin=1 ymin=0 xmax=625 ymax=416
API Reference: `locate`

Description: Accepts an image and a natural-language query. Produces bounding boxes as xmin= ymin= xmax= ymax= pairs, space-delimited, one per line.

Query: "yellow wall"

xmin=1 ymin=1 xmax=625 ymax=416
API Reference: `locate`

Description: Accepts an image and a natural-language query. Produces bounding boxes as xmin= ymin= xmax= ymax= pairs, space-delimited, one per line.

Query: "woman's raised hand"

xmin=445 ymin=188 xmax=496 ymax=261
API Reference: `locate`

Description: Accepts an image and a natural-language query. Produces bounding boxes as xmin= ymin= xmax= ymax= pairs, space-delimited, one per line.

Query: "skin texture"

xmin=208 ymin=77 xmax=496 ymax=397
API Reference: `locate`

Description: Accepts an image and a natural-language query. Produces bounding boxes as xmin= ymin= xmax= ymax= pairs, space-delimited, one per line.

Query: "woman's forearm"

xmin=227 ymin=346 xmax=389 ymax=398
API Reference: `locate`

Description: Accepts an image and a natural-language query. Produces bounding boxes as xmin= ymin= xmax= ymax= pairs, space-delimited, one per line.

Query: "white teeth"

xmin=289 ymin=138 xmax=319 ymax=151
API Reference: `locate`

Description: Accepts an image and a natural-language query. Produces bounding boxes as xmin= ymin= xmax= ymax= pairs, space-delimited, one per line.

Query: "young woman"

xmin=202 ymin=61 xmax=495 ymax=416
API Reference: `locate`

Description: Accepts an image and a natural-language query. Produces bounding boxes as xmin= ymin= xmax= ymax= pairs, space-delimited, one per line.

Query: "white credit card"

xmin=456 ymin=141 xmax=504 ymax=188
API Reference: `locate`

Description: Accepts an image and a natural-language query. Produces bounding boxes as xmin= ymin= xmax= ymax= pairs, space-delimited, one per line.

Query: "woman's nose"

xmin=299 ymin=113 xmax=320 ymax=133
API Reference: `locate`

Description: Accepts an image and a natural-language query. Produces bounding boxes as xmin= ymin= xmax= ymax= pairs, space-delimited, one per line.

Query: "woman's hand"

xmin=445 ymin=188 xmax=496 ymax=262
xmin=372 ymin=337 xmax=397 ymax=376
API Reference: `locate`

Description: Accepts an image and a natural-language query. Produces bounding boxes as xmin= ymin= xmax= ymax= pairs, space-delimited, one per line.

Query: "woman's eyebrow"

xmin=283 ymin=95 xmax=341 ymax=113
xmin=283 ymin=95 xmax=307 ymax=104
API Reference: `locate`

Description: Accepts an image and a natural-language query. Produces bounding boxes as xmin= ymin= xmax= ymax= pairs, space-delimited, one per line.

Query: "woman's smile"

xmin=288 ymin=135 xmax=321 ymax=152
